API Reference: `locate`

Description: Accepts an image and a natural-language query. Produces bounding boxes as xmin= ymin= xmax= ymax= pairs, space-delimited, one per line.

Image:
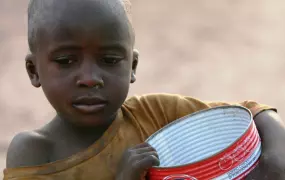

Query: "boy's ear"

xmin=130 ymin=49 xmax=139 ymax=83
xmin=25 ymin=54 xmax=41 ymax=88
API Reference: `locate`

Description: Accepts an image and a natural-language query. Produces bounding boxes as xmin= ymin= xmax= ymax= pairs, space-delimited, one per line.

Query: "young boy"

xmin=4 ymin=0 xmax=285 ymax=179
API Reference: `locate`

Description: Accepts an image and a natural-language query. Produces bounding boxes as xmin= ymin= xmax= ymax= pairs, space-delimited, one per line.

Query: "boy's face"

xmin=26 ymin=0 xmax=137 ymax=127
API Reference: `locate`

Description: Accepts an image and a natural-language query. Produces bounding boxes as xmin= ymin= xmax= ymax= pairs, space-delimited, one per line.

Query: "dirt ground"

xmin=1 ymin=0 xmax=285 ymax=177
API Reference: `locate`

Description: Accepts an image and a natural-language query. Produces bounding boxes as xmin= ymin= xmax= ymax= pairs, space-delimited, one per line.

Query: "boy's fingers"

xmin=133 ymin=142 xmax=151 ymax=149
xmin=136 ymin=151 xmax=159 ymax=160
xmin=135 ymin=146 xmax=157 ymax=154
xmin=134 ymin=154 xmax=160 ymax=173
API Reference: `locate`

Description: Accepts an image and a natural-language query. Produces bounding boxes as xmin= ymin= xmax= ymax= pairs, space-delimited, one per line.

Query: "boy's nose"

xmin=76 ymin=64 xmax=104 ymax=88
xmin=76 ymin=78 xmax=103 ymax=88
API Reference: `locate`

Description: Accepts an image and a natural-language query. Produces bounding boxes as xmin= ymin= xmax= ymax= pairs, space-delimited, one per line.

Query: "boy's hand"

xmin=246 ymin=110 xmax=285 ymax=180
xmin=116 ymin=143 xmax=159 ymax=180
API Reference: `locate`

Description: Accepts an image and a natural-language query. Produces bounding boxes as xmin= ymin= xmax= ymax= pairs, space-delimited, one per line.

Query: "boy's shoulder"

xmin=124 ymin=93 xmax=204 ymax=107
xmin=6 ymin=130 xmax=52 ymax=168
xmin=125 ymin=93 xmax=189 ymax=103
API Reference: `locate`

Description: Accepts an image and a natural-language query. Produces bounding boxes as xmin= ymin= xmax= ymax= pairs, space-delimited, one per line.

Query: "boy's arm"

xmin=6 ymin=131 xmax=51 ymax=168
xmin=246 ymin=110 xmax=285 ymax=179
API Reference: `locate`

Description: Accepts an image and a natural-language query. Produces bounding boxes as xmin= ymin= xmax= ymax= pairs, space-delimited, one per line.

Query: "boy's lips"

xmin=72 ymin=96 xmax=107 ymax=113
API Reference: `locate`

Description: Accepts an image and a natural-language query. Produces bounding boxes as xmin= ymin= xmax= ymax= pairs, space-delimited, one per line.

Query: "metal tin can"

xmin=146 ymin=106 xmax=261 ymax=180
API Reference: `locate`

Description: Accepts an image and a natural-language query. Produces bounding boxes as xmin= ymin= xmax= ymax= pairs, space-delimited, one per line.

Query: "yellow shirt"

xmin=3 ymin=94 xmax=275 ymax=180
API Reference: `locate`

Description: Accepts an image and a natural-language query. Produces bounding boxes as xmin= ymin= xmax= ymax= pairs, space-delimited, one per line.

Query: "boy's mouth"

xmin=72 ymin=96 xmax=107 ymax=114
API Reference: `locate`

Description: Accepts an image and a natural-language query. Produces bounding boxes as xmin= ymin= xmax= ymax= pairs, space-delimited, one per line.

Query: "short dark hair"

xmin=27 ymin=0 xmax=133 ymax=53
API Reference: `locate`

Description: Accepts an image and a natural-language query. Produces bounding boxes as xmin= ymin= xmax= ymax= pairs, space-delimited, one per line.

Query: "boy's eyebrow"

xmin=48 ymin=44 xmax=83 ymax=54
xmin=97 ymin=42 xmax=128 ymax=53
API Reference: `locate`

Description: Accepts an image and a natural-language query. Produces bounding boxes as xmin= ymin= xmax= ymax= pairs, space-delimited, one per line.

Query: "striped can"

xmin=146 ymin=106 xmax=261 ymax=180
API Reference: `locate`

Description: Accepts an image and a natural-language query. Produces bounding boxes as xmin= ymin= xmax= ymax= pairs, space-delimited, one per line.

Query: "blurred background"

xmin=1 ymin=0 xmax=285 ymax=177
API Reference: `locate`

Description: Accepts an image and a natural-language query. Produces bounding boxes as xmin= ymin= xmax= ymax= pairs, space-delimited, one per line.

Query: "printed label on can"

xmin=214 ymin=142 xmax=261 ymax=180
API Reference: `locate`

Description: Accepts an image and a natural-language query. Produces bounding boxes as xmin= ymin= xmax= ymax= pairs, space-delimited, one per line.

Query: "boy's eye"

xmin=101 ymin=56 xmax=123 ymax=65
xmin=53 ymin=55 xmax=77 ymax=65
